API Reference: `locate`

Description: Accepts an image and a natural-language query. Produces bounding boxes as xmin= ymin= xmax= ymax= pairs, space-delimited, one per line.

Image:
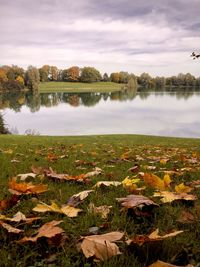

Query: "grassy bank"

xmin=39 ymin=82 xmax=124 ymax=93
xmin=0 ymin=134 xmax=200 ymax=267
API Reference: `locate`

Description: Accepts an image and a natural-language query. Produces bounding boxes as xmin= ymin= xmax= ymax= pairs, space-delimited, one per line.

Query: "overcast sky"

xmin=0 ymin=0 xmax=199 ymax=76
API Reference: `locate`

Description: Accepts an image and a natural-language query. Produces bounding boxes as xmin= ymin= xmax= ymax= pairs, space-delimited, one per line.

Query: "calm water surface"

xmin=1 ymin=90 xmax=200 ymax=137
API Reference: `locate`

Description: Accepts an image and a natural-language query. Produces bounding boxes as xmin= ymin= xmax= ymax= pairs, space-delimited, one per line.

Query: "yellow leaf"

xmin=143 ymin=173 xmax=171 ymax=190
xmin=175 ymin=183 xmax=192 ymax=193
xmin=153 ymin=191 xmax=197 ymax=203
xmin=33 ymin=202 xmax=82 ymax=217
xmin=61 ymin=205 xmax=82 ymax=217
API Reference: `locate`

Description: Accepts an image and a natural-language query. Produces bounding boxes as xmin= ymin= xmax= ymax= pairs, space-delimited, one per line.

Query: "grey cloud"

xmin=0 ymin=0 xmax=199 ymax=76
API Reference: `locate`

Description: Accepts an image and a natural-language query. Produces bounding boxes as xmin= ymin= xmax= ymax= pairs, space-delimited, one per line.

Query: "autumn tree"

xmin=50 ymin=66 xmax=58 ymax=81
xmin=5 ymin=65 xmax=24 ymax=80
xmin=119 ymin=71 xmax=129 ymax=83
xmin=138 ymin=72 xmax=154 ymax=88
xmin=110 ymin=72 xmax=121 ymax=83
xmin=25 ymin=66 xmax=40 ymax=91
xmin=62 ymin=66 xmax=80 ymax=82
xmin=80 ymin=67 xmax=102 ymax=83
xmin=0 ymin=69 xmax=8 ymax=83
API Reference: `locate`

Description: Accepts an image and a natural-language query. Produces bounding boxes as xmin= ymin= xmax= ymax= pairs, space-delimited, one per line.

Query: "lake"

xmin=1 ymin=89 xmax=200 ymax=137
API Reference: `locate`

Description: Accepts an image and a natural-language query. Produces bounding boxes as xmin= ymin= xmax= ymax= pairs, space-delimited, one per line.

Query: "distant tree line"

xmin=0 ymin=64 xmax=200 ymax=93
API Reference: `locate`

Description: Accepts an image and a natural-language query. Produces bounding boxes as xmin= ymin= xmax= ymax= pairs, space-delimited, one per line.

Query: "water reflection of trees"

xmin=0 ymin=88 xmax=199 ymax=112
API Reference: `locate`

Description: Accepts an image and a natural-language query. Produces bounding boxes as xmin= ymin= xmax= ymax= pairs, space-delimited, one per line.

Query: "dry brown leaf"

xmin=128 ymin=165 xmax=140 ymax=173
xmin=127 ymin=228 xmax=184 ymax=246
xmin=81 ymin=231 xmax=124 ymax=261
xmin=153 ymin=191 xmax=197 ymax=203
xmin=93 ymin=181 xmax=121 ymax=188
xmin=67 ymin=190 xmax=94 ymax=207
xmin=177 ymin=210 xmax=195 ymax=224
xmin=116 ymin=194 xmax=159 ymax=209
xmin=33 ymin=202 xmax=82 ymax=217
xmin=189 ymin=180 xmax=200 ymax=188
xmin=88 ymin=203 xmax=112 ymax=219
xmin=8 ymin=178 xmax=48 ymax=195
xmin=149 ymin=260 xmax=194 ymax=267
xmin=84 ymin=167 xmax=102 ymax=178
xmin=0 ymin=212 xmax=40 ymax=224
xmin=44 ymin=168 xmax=95 ymax=183
xmin=0 ymin=221 xmax=23 ymax=234
xmin=19 ymin=220 xmax=64 ymax=243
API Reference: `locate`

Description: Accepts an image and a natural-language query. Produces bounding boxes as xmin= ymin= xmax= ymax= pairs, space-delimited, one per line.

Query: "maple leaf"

xmin=80 ymin=231 xmax=124 ymax=261
xmin=122 ymin=177 xmax=144 ymax=193
xmin=142 ymin=173 xmax=172 ymax=190
xmin=33 ymin=202 xmax=82 ymax=217
xmin=153 ymin=191 xmax=197 ymax=203
xmin=175 ymin=183 xmax=192 ymax=193
xmin=8 ymin=177 xmax=48 ymax=195
xmin=88 ymin=203 xmax=112 ymax=219
xmin=0 ymin=221 xmax=23 ymax=234
xmin=127 ymin=228 xmax=184 ymax=246
xmin=0 ymin=212 xmax=40 ymax=224
xmin=19 ymin=220 xmax=64 ymax=243
xmin=66 ymin=190 xmax=94 ymax=207
xmin=116 ymin=194 xmax=158 ymax=216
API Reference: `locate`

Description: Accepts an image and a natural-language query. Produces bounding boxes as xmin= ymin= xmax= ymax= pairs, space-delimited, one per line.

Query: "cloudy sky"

xmin=0 ymin=0 xmax=199 ymax=76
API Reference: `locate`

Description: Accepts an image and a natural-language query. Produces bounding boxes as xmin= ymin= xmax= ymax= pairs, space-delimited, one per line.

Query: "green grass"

xmin=39 ymin=82 xmax=124 ymax=93
xmin=0 ymin=134 xmax=200 ymax=267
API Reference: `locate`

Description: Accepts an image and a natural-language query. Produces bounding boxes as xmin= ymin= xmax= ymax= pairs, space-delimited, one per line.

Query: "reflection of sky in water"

xmin=3 ymin=93 xmax=200 ymax=138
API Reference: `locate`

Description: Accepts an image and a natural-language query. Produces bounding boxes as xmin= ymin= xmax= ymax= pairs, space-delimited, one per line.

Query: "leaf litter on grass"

xmin=0 ymin=140 xmax=200 ymax=265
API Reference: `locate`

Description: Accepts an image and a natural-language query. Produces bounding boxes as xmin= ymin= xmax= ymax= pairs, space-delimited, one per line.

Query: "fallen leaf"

xmin=17 ymin=173 xmax=37 ymax=181
xmin=81 ymin=231 xmax=124 ymax=261
xmin=33 ymin=202 xmax=82 ymax=217
xmin=116 ymin=194 xmax=158 ymax=209
xmin=19 ymin=220 xmax=64 ymax=243
xmin=149 ymin=260 xmax=194 ymax=267
xmin=84 ymin=167 xmax=102 ymax=178
xmin=128 ymin=165 xmax=140 ymax=173
xmin=0 ymin=211 xmax=40 ymax=224
xmin=122 ymin=177 xmax=141 ymax=192
xmin=127 ymin=228 xmax=184 ymax=246
xmin=153 ymin=191 xmax=197 ymax=203
xmin=88 ymin=203 xmax=112 ymax=219
xmin=175 ymin=183 xmax=192 ymax=193
xmin=116 ymin=194 xmax=158 ymax=216
xmin=0 ymin=195 xmax=19 ymax=211
xmin=189 ymin=180 xmax=200 ymax=188
xmin=160 ymin=159 xmax=169 ymax=165
xmin=142 ymin=173 xmax=171 ymax=190
xmin=11 ymin=159 xmax=20 ymax=163
xmin=66 ymin=190 xmax=94 ymax=207
xmin=8 ymin=178 xmax=48 ymax=195
xmin=177 ymin=210 xmax=195 ymax=224
xmin=0 ymin=221 xmax=23 ymax=234
xmin=4 ymin=149 xmax=13 ymax=154
xmin=93 ymin=181 xmax=121 ymax=188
